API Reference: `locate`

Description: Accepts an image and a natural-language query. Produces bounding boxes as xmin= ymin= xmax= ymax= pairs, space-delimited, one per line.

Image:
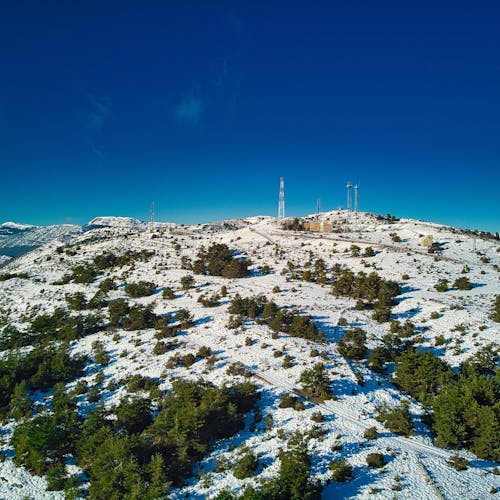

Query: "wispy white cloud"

xmin=214 ymin=57 xmax=229 ymax=88
xmin=85 ymin=94 xmax=111 ymax=132
xmin=91 ymin=144 xmax=105 ymax=159
xmin=175 ymin=94 xmax=204 ymax=125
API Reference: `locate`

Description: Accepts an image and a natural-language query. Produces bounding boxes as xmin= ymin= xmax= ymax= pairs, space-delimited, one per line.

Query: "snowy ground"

xmin=0 ymin=211 xmax=498 ymax=499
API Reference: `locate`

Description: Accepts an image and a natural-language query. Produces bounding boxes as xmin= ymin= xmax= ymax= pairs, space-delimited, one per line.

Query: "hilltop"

xmin=0 ymin=211 xmax=498 ymax=499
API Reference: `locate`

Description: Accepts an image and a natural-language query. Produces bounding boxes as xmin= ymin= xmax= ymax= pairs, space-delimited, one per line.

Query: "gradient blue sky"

xmin=1 ymin=1 xmax=499 ymax=231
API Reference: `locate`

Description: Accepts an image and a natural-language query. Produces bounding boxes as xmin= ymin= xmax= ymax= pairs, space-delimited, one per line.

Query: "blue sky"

xmin=1 ymin=1 xmax=499 ymax=232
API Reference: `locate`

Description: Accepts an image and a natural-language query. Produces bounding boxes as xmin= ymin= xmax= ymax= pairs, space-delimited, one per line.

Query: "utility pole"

xmin=354 ymin=184 xmax=359 ymax=220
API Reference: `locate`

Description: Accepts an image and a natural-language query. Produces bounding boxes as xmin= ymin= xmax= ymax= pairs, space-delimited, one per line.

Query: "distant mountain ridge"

xmin=85 ymin=216 xmax=146 ymax=229
xmin=0 ymin=222 xmax=35 ymax=231
xmin=2 ymin=211 xmax=496 ymax=265
xmin=0 ymin=216 xmax=152 ymax=263
xmin=0 ymin=222 xmax=83 ymax=262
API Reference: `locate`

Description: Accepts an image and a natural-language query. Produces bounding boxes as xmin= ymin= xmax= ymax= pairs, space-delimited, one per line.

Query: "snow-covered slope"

xmin=0 ymin=211 xmax=498 ymax=499
xmin=0 ymin=222 xmax=35 ymax=230
xmin=0 ymin=215 xmax=153 ymax=262
xmin=85 ymin=216 xmax=146 ymax=229
xmin=0 ymin=222 xmax=82 ymax=261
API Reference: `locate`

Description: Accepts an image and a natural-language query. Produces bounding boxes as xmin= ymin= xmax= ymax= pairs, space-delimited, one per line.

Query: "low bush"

xmin=299 ymin=363 xmax=332 ymax=400
xmin=376 ymin=402 xmax=413 ymax=436
xmin=233 ymin=447 xmax=259 ymax=479
xmin=98 ymin=277 xmax=117 ymax=292
xmin=448 ymin=455 xmax=468 ymax=471
xmin=453 ymin=277 xmax=472 ymax=291
xmin=162 ymin=287 xmax=175 ymax=299
xmin=363 ymin=426 xmax=378 ymax=440
xmin=337 ymin=328 xmax=367 ymax=360
xmin=153 ymin=341 xmax=168 ymax=355
xmin=125 ymin=281 xmax=156 ymax=297
xmin=434 ymin=279 xmax=449 ymax=292
xmin=329 ymin=458 xmax=353 ymax=482
xmin=366 ymin=453 xmax=385 ymax=468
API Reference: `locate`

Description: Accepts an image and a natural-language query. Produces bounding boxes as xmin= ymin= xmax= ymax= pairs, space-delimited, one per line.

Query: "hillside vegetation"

xmin=0 ymin=210 xmax=498 ymax=499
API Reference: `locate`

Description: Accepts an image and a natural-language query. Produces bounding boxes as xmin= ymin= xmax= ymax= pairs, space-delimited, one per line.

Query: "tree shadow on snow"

xmin=470 ymin=282 xmax=486 ymax=289
xmin=400 ymin=285 xmax=419 ymax=294
xmin=323 ymin=455 xmax=395 ymax=498
xmin=391 ymin=307 xmax=422 ymax=320
xmin=195 ymin=315 xmax=212 ymax=326
xmin=332 ymin=378 xmax=361 ymax=399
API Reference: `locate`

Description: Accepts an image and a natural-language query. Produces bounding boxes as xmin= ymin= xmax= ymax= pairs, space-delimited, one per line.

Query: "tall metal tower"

xmin=346 ymin=182 xmax=353 ymax=211
xmin=354 ymin=184 xmax=359 ymax=217
xmin=316 ymin=198 xmax=321 ymax=215
xmin=149 ymin=201 xmax=155 ymax=232
xmin=278 ymin=177 xmax=285 ymax=221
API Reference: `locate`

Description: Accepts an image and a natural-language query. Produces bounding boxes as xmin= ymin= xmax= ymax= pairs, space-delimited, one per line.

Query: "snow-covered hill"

xmin=0 ymin=216 xmax=152 ymax=263
xmin=0 ymin=211 xmax=498 ymax=499
xmin=0 ymin=222 xmax=82 ymax=262
xmin=85 ymin=216 xmax=146 ymax=229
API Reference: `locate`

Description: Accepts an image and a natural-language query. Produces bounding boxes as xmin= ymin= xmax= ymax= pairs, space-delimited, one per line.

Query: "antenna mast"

xmin=149 ymin=201 xmax=155 ymax=232
xmin=278 ymin=177 xmax=285 ymax=221
xmin=346 ymin=181 xmax=352 ymax=215
xmin=316 ymin=198 xmax=321 ymax=215
xmin=346 ymin=182 xmax=352 ymax=211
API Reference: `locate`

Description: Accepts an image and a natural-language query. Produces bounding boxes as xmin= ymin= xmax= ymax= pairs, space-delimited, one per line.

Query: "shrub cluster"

xmin=126 ymin=374 xmax=158 ymax=393
xmin=92 ymin=340 xmax=110 ymax=366
xmin=278 ymin=393 xmax=305 ymax=411
xmin=376 ymin=402 xmax=413 ymax=436
xmin=197 ymin=293 xmax=221 ymax=307
xmin=233 ymin=446 xmax=259 ymax=479
xmin=493 ymin=295 xmax=500 ymax=322
xmin=12 ymin=383 xmax=80 ymax=481
xmin=180 ymin=275 xmax=195 ymax=290
xmin=394 ymin=348 xmax=453 ymax=404
xmin=65 ymin=291 xmax=108 ymax=310
xmin=298 ymin=363 xmax=332 ymax=400
xmin=108 ymin=300 xmax=160 ymax=331
xmin=0 ymin=344 xmax=85 ymax=415
xmin=240 ymin=433 xmax=322 ymax=498
xmin=329 ymin=458 xmax=353 ymax=482
xmin=192 ymin=243 xmax=250 ymax=278
xmin=162 ymin=287 xmax=175 ymax=300
xmin=367 ymin=346 xmax=391 ymax=373
xmin=453 ymin=277 xmax=472 ymax=290
xmin=337 ymin=328 xmax=367 ymax=359
xmin=12 ymin=379 xmax=259 ymax=497
xmin=389 ymin=320 xmax=416 ymax=338
xmin=93 ymin=250 xmax=154 ymax=270
xmin=434 ymin=278 xmax=449 ymax=292
xmin=228 ymin=294 xmax=325 ymax=342
xmin=0 ymin=272 xmax=29 ymax=281
xmin=332 ymin=270 xmax=401 ymax=323
xmin=301 ymin=258 xmax=328 ymax=284
xmin=394 ymin=347 xmax=500 ymax=461
xmin=125 ymin=281 xmax=156 ymax=298
xmin=363 ymin=427 xmax=378 ymax=440
xmin=1 ymin=308 xmax=103 ymax=350
xmin=58 ymin=250 xmax=154 ymax=285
